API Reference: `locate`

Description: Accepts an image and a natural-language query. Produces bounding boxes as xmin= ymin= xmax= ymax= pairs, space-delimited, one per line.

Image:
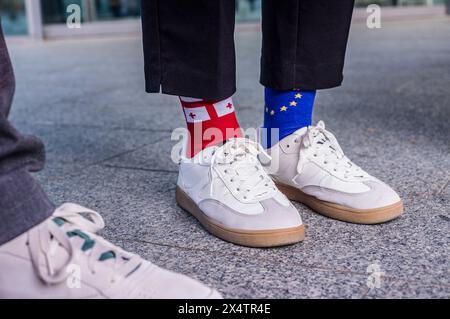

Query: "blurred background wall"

xmin=0 ymin=0 xmax=449 ymax=38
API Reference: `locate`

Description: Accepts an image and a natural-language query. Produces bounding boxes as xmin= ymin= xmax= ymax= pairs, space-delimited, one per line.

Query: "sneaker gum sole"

xmin=275 ymin=182 xmax=403 ymax=224
xmin=176 ymin=187 xmax=305 ymax=248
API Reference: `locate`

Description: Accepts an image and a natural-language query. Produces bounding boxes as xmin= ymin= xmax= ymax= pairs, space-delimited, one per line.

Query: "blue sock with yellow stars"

xmin=262 ymin=87 xmax=317 ymax=149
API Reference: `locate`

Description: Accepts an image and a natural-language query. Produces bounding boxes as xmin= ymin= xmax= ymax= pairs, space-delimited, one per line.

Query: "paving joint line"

xmin=101 ymin=164 xmax=178 ymax=174
xmin=15 ymin=121 xmax=174 ymax=133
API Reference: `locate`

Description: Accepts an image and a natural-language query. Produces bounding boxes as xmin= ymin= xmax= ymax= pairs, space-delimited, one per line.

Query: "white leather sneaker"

xmin=176 ymin=138 xmax=304 ymax=247
xmin=0 ymin=203 xmax=222 ymax=299
xmin=266 ymin=121 xmax=403 ymax=224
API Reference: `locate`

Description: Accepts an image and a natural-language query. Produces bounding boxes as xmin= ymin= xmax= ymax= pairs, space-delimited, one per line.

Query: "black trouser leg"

xmin=141 ymin=0 xmax=354 ymax=99
xmin=141 ymin=0 xmax=236 ymax=100
xmin=0 ymin=21 xmax=54 ymax=245
xmin=261 ymin=0 xmax=355 ymax=90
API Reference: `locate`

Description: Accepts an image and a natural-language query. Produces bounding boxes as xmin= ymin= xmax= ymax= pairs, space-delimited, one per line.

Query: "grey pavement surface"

xmin=6 ymin=17 xmax=450 ymax=298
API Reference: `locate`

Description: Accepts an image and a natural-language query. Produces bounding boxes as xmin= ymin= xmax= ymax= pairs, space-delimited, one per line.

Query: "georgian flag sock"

xmin=262 ymin=87 xmax=317 ymax=149
xmin=180 ymin=96 xmax=242 ymax=158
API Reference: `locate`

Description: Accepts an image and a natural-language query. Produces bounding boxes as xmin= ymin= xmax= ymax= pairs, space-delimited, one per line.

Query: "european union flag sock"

xmin=262 ymin=88 xmax=316 ymax=149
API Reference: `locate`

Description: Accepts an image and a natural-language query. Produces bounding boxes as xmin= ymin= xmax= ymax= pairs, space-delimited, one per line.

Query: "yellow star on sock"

xmin=290 ymin=101 xmax=297 ymax=106
xmin=295 ymin=93 xmax=302 ymax=99
xmin=270 ymin=110 xmax=275 ymax=116
xmin=280 ymin=106 xmax=287 ymax=112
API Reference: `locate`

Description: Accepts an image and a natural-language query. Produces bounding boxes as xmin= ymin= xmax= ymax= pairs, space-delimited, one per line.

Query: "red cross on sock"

xmin=180 ymin=96 xmax=242 ymax=158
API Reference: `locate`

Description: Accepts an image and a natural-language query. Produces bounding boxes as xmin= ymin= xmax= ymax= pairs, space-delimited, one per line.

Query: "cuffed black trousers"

xmin=141 ymin=0 xmax=355 ymax=100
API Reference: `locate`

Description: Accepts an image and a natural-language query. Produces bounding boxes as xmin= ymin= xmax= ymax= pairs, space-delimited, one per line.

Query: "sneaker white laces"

xmin=296 ymin=121 xmax=368 ymax=181
xmin=209 ymin=138 xmax=277 ymax=201
xmin=28 ymin=203 xmax=142 ymax=285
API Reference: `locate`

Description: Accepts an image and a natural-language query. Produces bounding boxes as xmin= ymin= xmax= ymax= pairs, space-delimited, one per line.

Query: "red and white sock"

xmin=180 ymin=96 xmax=242 ymax=158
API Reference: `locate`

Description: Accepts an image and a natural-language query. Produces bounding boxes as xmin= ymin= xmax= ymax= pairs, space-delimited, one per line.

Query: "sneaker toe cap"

xmin=199 ymin=198 xmax=302 ymax=232
xmin=302 ymin=180 xmax=401 ymax=210
xmin=130 ymin=265 xmax=222 ymax=299
xmin=260 ymin=198 xmax=303 ymax=230
xmin=362 ymin=180 xmax=401 ymax=209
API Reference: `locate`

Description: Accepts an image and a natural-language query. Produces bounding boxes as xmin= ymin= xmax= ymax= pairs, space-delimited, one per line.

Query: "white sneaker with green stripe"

xmin=0 ymin=203 xmax=222 ymax=299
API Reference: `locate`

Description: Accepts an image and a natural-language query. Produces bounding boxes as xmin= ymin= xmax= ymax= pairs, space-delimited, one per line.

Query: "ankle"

xmin=180 ymin=96 xmax=242 ymax=157
xmin=262 ymin=88 xmax=316 ymax=148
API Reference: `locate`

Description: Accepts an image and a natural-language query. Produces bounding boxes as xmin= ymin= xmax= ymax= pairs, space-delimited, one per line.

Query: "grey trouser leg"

xmin=0 ymin=21 xmax=54 ymax=245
